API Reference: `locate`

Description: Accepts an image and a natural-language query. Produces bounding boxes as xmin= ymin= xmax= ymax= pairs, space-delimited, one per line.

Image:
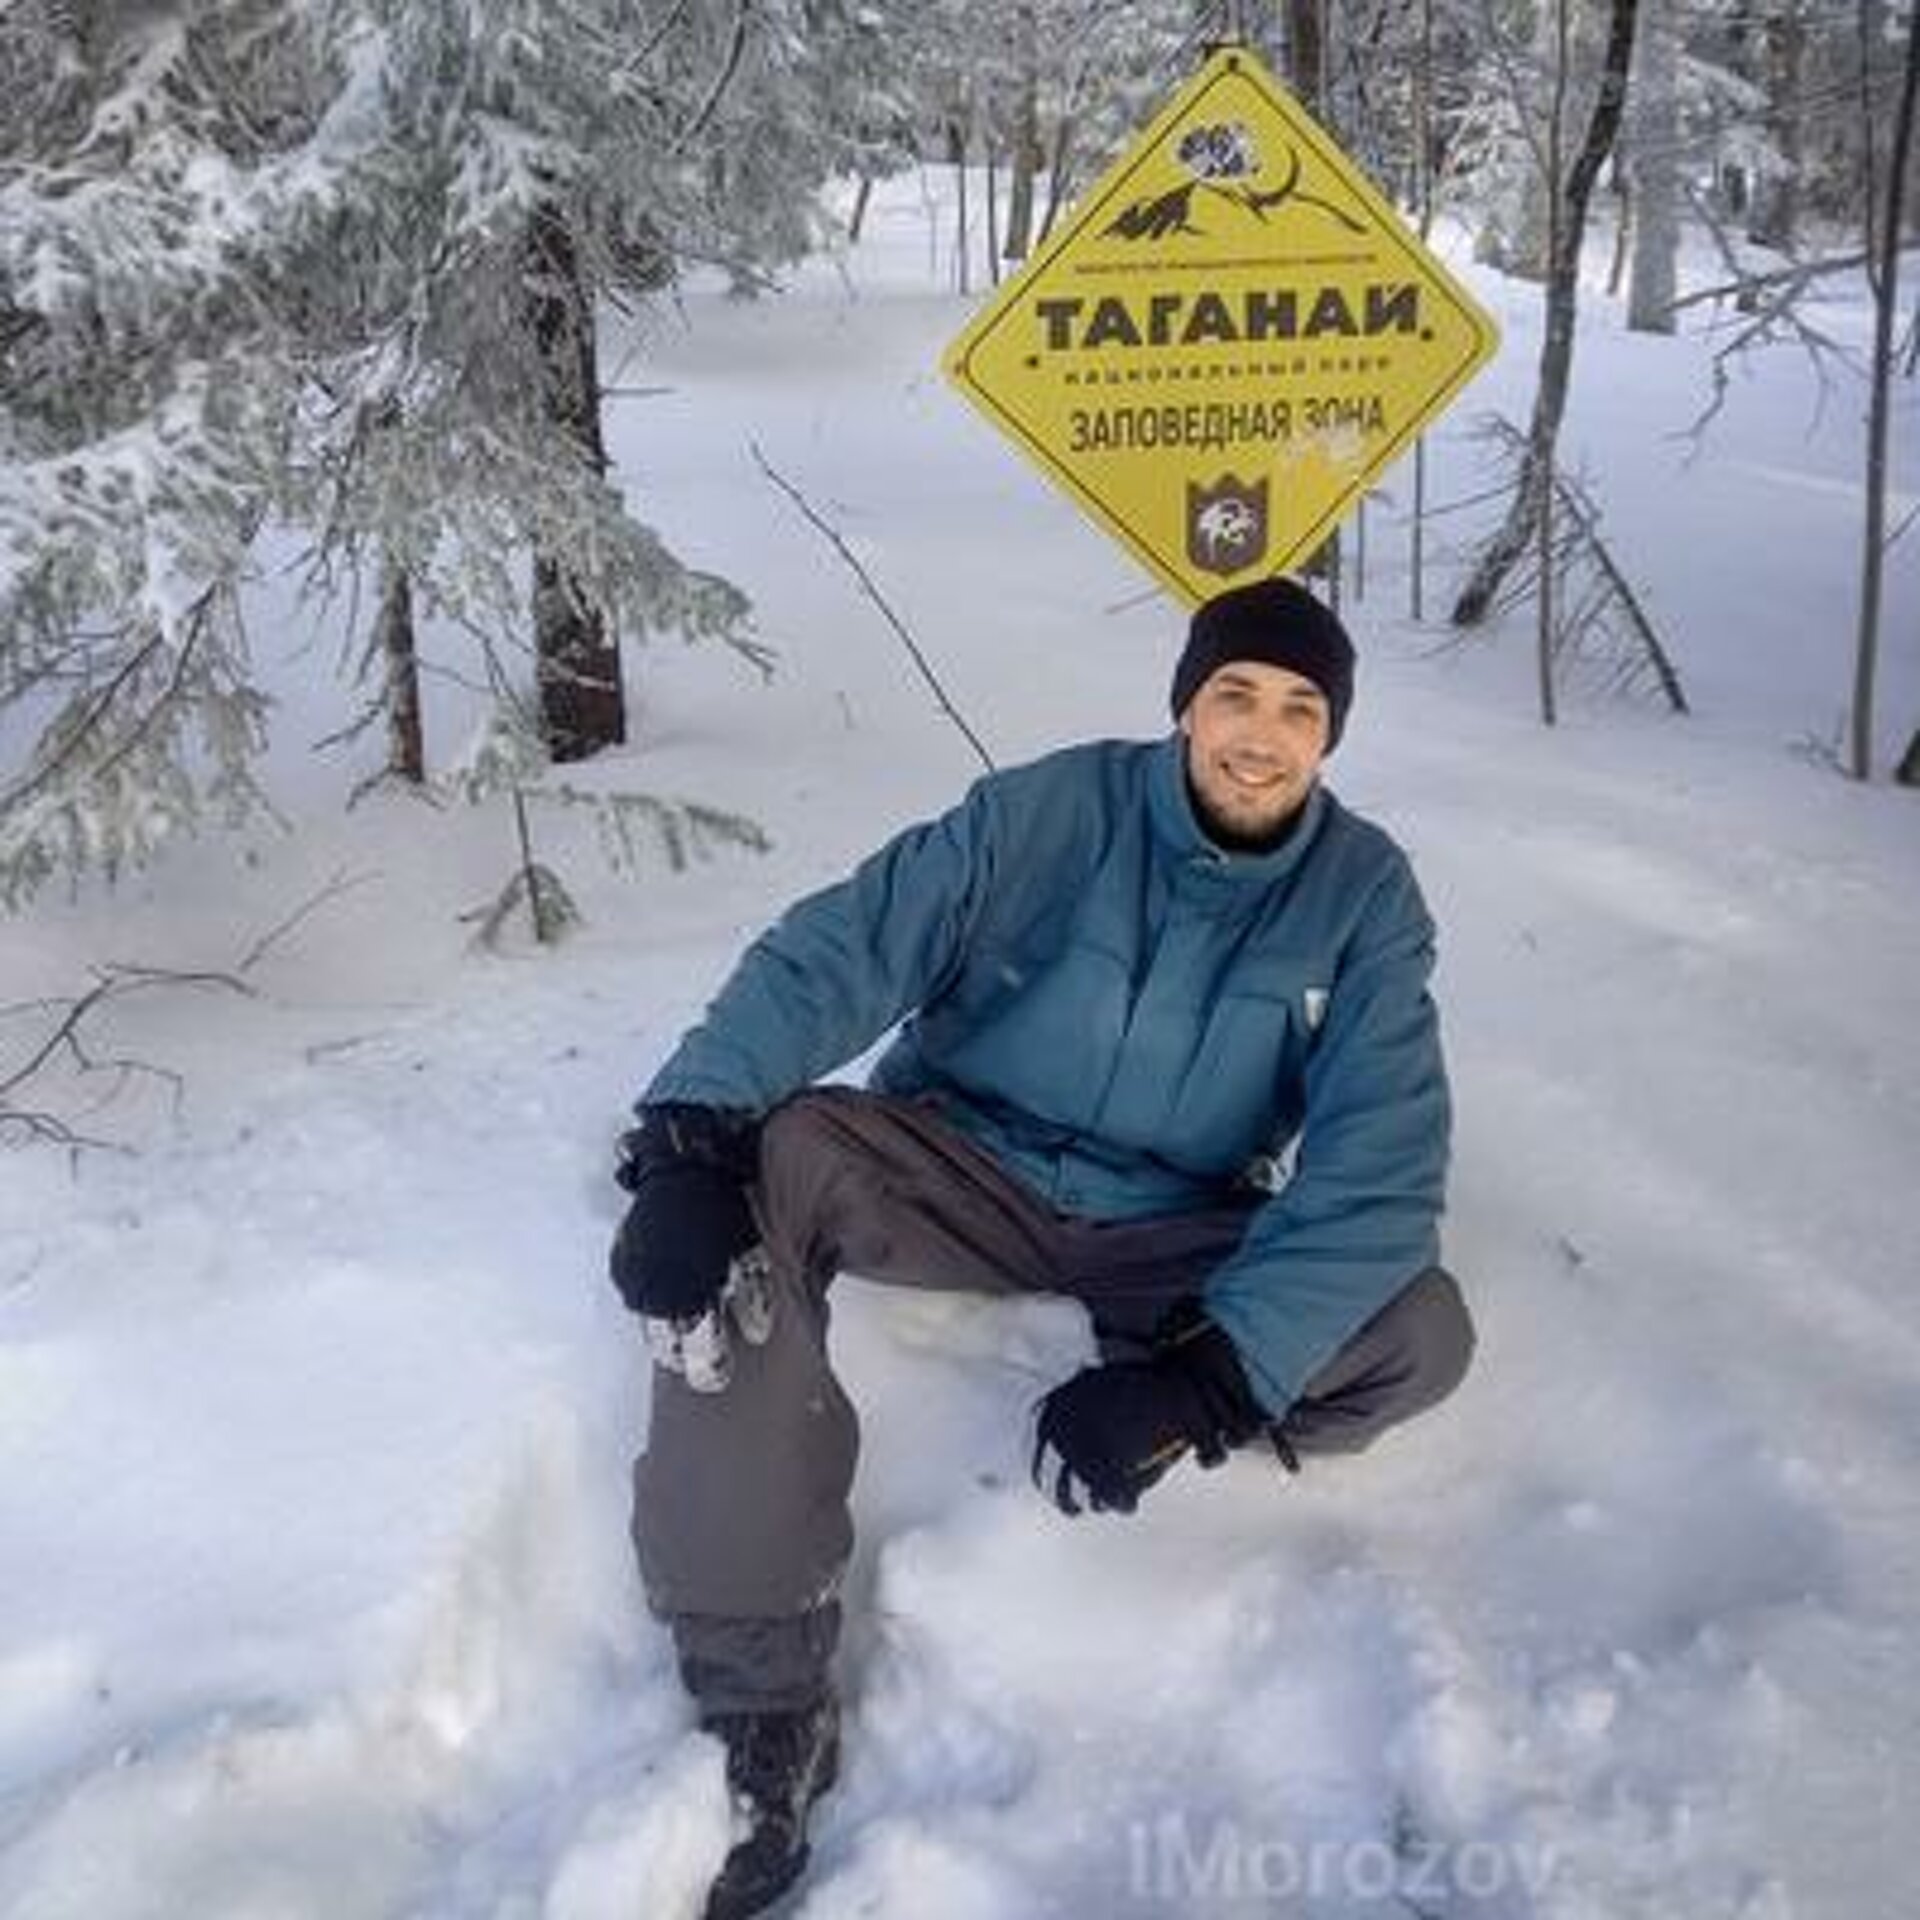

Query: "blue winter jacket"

xmin=644 ymin=735 xmax=1450 ymax=1414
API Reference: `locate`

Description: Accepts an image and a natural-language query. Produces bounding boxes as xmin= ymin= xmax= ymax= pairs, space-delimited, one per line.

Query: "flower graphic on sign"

xmin=1104 ymin=118 xmax=1367 ymax=242
xmin=1178 ymin=121 xmax=1260 ymax=181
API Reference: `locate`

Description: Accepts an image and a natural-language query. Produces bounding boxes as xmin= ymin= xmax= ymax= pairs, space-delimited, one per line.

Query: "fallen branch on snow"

xmin=1 ymin=867 xmax=378 ymax=1157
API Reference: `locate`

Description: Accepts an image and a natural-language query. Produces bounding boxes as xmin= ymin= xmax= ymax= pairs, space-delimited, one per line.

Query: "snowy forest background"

xmin=3 ymin=5 xmax=1919 ymax=1919
xmin=4 ymin=0 xmax=1919 ymax=918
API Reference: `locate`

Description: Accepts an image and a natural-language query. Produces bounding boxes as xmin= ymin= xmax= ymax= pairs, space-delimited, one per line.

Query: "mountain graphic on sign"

xmin=1103 ymin=119 xmax=1366 ymax=242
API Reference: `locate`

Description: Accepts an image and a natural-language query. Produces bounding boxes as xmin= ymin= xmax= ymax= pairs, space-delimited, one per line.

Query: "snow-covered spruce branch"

xmin=0 ymin=583 xmax=281 ymax=911
xmin=1 ymin=579 xmax=234 ymax=820
xmin=3 ymin=0 xmax=885 ymax=895
xmin=540 ymin=783 xmax=771 ymax=877
xmin=446 ymin=703 xmax=768 ymax=949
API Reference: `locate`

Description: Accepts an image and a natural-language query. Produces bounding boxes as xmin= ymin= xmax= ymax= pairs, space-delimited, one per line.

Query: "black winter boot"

xmin=702 ymin=1696 xmax=840 ymax=1920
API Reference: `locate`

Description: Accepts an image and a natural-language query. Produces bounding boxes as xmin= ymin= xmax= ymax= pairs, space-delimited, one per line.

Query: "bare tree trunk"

xmin=376 ymin=554 xmax=424 ymax=783
xmin=1607 ymin=167 xmax=1633 ymax=297
xmin=1037 ymin=113 xmax=1075 ymax=245
xmin=1537 ymin=0 xmax=1572 ymax=725
xmin=1286 ymin=0 xmax=1326 ymax=107
xmin=1454 ymin=0 xmax=1642 ymax=628
xmin=1477 ymin=4 xmax=1558 ymax=281
xmin=1627 ymin=0 xmax=1680 ymax=332
xmin=847 ymin=173 xmax=875 ymax=243
xmin=1285 ymin=0 xmax=1343 ymax=582
xmin=1411 ymin=0 xmax=1434 ymax=622
xmin=950 ymin=118 xmax=971 ymax=296
xmin=1003 ymin=3 xmax=1042 ymax=261
xmin=525 ymin=201 xmax=625 ymax=763
xmin=1749 ymin=1 xmax=1805 ymax=254
xmin=1851 ymin=0 xmax=1920 ymax=779
xmin=985 ymin=139 xmax=1002 ymax=286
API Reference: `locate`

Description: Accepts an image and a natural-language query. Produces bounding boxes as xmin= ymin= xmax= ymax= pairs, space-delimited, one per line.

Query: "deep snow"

xmin=1 ymin=170 xmax=1916 ymax=1919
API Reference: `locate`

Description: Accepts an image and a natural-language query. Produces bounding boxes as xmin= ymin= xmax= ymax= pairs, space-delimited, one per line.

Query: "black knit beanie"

xmin=1170 ymin=577 xmax=1356 ymax=747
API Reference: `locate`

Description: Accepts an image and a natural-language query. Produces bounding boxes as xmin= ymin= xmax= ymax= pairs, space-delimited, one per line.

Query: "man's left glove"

xmin=1030 ymin=1307 xmax=1273 ymax=1516
xmin=609 ymin=1103 xmax=771 ymax=1393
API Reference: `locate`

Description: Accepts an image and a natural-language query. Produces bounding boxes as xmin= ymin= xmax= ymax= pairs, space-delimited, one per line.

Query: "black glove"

xmin=1030 ymin=1306 xmax=1272 ymax=1516
xmin=614 ymin=1100 xmax=760 ymax=1197
xmin=609 ymin=1103 xmax=769 ymax=1390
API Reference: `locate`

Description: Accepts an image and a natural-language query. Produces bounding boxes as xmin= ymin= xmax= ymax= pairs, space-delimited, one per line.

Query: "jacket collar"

xmin=1147 ymin=733 xmax=1329 ymax=882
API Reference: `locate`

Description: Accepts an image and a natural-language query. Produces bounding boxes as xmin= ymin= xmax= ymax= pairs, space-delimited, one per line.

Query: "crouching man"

xmin=609 ymin=578 xmax=1474 ymax=1918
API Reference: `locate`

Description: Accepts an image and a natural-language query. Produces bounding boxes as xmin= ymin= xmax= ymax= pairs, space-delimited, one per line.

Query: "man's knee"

xmin=1282 ymin=1264 xmax=1475 ymax=1457
xmin=1396 ymin=1264 xmax=1475 ymax=1411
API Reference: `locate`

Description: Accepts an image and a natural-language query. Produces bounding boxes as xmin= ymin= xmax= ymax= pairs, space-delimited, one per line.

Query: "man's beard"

xmin=1186 ymin=775 xmax=1309 ymax=855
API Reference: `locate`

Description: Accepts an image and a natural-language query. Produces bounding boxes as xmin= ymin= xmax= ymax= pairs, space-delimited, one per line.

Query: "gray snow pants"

xmin=630 ymin=1088 xmax=1474 ymax=1712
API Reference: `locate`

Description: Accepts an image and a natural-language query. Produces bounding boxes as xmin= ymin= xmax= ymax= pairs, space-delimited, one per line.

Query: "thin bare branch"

xmin=0 ymin=965 xmax=250 ymax=1111
xmin=1675 ymin=185 xmax=1852 ymax=441
xmin=1667 ymin=250 xmax=1874 ymax=315
xmin=2 ymin=868 xmax=378 ymax=1154
xmin=236 ymin=868 xmax=382 ymax=975
xmin=750 ymin=443 xmax=996 ymax=773
xmin=0 ymin=627 xmax=168 ymax=822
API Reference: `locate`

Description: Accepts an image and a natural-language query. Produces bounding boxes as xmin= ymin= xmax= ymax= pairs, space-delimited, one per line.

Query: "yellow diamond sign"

xmin=943 ymin=47 xmax=1499 ymax=604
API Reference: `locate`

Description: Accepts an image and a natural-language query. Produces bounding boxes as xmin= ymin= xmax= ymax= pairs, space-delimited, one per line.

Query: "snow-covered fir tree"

xmin=0 ymin=0 xmax=910 ymax=905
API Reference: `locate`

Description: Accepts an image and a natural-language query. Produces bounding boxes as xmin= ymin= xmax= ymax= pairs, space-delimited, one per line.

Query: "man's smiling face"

xmin=1178 ymin=660 xmax=1331 ymax=848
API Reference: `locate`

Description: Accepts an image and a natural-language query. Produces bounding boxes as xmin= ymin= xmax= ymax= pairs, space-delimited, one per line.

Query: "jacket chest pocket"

xmin=1161 ymin=986 xmax=1313 ymax=1168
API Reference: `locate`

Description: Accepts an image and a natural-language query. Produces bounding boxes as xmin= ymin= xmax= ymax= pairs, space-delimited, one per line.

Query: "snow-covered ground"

xmin=2 ymin=170 xmax=1916 ymax=1919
